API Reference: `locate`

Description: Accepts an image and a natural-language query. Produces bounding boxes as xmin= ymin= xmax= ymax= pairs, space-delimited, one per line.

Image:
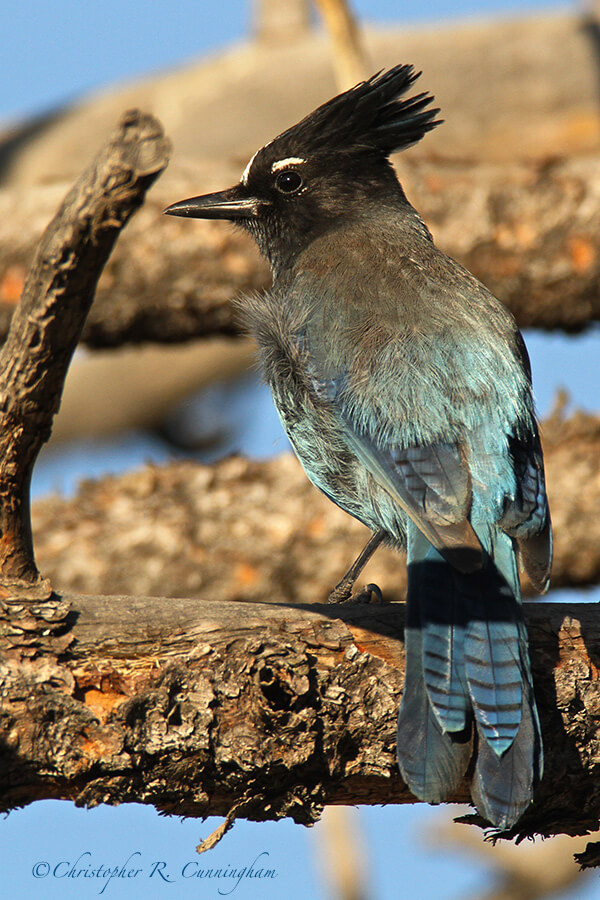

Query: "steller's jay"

xmin=165 ymin=65 xmax=552 ymax=829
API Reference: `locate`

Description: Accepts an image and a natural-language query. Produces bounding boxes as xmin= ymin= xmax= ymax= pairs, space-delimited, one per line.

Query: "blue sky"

xmin=1 ymin=0 xmax=570 ymax=123
xmin=2 ymin=2 xmax=599 ymax=900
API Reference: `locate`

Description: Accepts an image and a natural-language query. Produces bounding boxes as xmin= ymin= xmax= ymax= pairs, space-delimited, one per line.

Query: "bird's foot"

xmin=327 ymin=582 xmax=384 ymax=605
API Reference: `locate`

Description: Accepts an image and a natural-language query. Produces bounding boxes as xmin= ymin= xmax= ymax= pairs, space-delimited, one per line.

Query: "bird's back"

xmin=266 ymin=211 xmax=534 ymax=453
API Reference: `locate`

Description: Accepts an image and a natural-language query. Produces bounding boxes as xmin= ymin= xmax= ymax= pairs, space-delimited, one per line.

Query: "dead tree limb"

xmin=0 ymin=152 xmax=599 ymax=347
xmin=0 ymin=110 xmax=169 ymax=663
xmin=403 ymin=154 xmax=600 ymax=332
xmin=1 ymin=593 xmax=600 ymax=844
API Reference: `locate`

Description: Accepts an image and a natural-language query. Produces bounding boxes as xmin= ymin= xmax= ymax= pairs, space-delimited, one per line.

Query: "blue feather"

xmin=396 ymin=511 xmax=543 ymax=828
xmin=406 ymin=526 xmax=469 ymax=733
xmin=397 ymin=616 xmax=472 ymax=803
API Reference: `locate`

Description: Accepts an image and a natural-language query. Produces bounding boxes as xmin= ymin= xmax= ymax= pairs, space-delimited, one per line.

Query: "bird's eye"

xmin=275 ymin=170 xmax=303 ymax=194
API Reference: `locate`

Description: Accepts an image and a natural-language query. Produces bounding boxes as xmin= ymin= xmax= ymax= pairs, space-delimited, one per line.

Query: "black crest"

xmin=271 ymin=64 xmax=441 ymax=160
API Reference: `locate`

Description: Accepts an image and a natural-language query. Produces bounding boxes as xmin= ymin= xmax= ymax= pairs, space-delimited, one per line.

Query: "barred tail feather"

xmin=397 ymin=521 xmax=542 ymax=828
xmin=471 ymin=682 xmax=542 ymax=829
xmin=397 ymin=623 xmax=472 ymax=802
xmin=397 ymin=528 xmax=472 ymax=802
xmin=465 ymin=527 xmax=543 ymax=826
xmin=411 ymin=533 xmax=470 ymax=732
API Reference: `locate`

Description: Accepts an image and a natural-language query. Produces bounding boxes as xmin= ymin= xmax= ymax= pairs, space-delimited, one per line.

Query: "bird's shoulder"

xmin=283 ymin=216 xmax=522 ymax=374
xmin=240 ymin=213 xmax=532 ymax=439
xmin=294 ymin=216 xmax=515 ymax=332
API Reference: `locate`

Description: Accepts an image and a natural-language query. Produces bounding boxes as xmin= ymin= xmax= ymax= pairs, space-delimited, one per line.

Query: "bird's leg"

xmin=327 ymin=529 xmax=386 ymax=604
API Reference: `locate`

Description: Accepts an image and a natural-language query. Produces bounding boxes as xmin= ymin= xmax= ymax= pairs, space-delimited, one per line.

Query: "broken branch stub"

xmin=0 ymin=110 xmax=170 ymax=594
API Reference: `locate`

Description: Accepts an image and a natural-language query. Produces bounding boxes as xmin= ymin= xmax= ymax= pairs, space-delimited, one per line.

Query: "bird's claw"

xmin=327 ymin=582 xmax=384 ymax=605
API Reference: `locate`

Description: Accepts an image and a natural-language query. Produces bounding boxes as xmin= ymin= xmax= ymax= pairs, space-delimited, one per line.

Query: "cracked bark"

xmin=1 ymin=594 xmax=600 ymax=845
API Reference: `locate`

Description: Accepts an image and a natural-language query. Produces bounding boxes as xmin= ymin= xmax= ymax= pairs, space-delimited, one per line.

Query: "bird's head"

xmin=165 ymin=64 xmax=441 ymax=272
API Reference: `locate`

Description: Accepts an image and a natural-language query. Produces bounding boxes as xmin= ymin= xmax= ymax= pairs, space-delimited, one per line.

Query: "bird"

xmin=164 ymin=64 xmax=552 ymax=830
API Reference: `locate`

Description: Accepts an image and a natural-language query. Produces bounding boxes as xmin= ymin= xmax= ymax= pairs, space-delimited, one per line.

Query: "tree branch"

xmin=0 ymin=110 xmax=170 ymax=585
xmin=0 ymin=593 xmax=599 ymax=842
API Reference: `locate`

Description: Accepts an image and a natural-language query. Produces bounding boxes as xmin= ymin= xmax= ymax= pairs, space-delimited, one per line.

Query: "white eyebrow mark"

xmin=271 ymin=157 xmax=306 ymax=173
xmin=241 ymin=137 xmax=278 ymax=185
xmin=241 ymin=149 xmax=260 ymax=186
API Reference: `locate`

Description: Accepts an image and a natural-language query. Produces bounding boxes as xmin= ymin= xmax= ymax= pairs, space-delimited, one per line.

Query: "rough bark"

xmin=0 ymin=153 xmax=599 ymax=348
xmin=1 ymin=592 xmax=599 ymax=843
xmin=29 ymin=407 xmax=600 ymax=604
xmin=403 ymin=154 xmax=600 ymax=333
xmin=0 ymin=110 xmax=169 ymax=584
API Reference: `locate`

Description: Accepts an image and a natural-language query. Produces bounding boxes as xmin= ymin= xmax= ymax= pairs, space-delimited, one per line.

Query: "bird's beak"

xmin=163 ymin=184 xmax=267 ymax=221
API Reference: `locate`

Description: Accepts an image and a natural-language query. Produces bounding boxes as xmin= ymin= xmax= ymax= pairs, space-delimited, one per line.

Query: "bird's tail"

xmin=396 ymin=521 xmax=543 ymax=829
